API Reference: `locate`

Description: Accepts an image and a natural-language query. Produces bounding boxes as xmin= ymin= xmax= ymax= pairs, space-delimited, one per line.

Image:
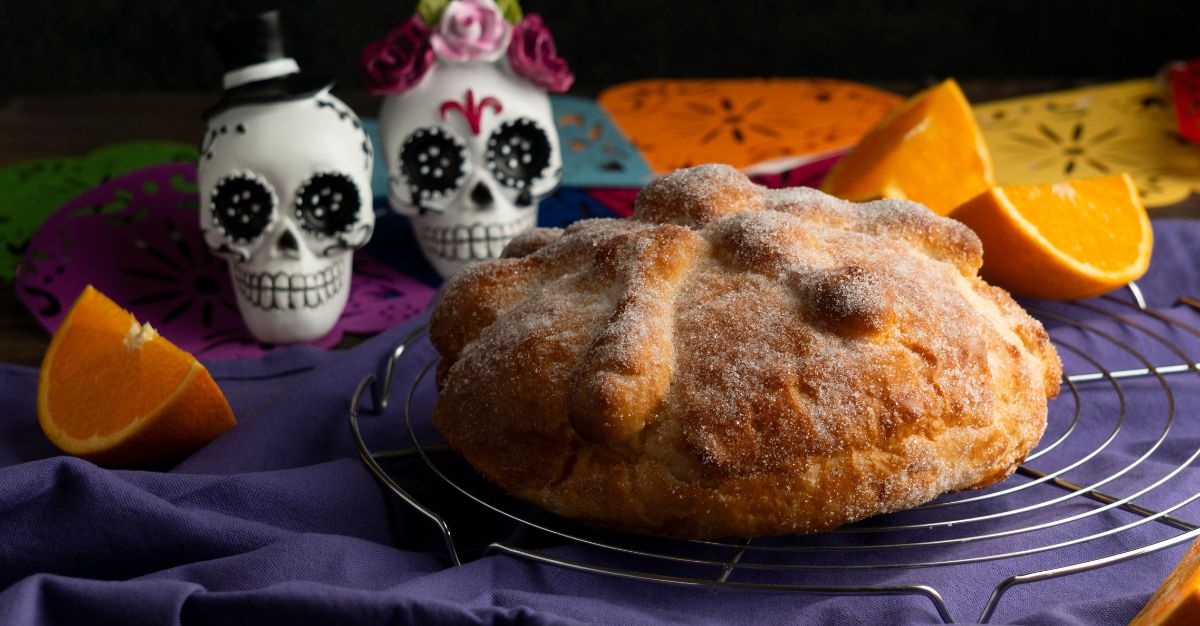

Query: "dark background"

xmin=2 ymin=0 xmax=1199 ymax=366
xmin=1 ymin=0 xmax=1198 ymax=97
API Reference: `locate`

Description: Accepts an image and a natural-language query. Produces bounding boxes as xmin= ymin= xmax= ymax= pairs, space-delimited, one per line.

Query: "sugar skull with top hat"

xmin=199 ymin=11 xmax=375 ymax=344
xmin=362 ymin=0 xmax=573 ymax=279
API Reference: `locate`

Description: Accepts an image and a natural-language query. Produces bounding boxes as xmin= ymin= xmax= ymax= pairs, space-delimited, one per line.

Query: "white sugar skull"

xmin=381 ymin=64 xmax=560 ymax=278
xmin=366 ymin=0 xmax=573 ymax=278
xmin=200 ymin=94 xmax=374 ymax=344
xmin=200 ymin=12 xmax=374 ymax=344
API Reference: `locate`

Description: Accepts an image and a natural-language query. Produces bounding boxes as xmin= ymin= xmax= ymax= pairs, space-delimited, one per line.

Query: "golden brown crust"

xmin=431 ymin=164 xmax=1062 ymax=539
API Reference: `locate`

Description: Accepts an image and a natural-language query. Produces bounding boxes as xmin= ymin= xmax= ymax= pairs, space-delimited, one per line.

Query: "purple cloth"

xmin=5 ymin=220 xmax=1200 ymax=625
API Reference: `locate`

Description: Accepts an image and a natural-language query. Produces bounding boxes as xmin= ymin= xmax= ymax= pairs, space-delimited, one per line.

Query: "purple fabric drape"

xmin=5 ymin=220 xmax=1200 ymax=625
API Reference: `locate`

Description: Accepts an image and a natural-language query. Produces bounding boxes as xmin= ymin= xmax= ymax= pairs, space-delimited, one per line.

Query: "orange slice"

xmin=949 ymin=173 xmax=1152 ymax=300
xmin=1130 ymin=536 xmax=1200 ymax=626
xmin=821 ymin=78 xmax=994 ymax=215
xmin=37 ymin=286 xmax=235 ymax=466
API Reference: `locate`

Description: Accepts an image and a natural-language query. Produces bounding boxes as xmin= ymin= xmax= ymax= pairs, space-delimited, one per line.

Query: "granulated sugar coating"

xmin=429 ymin=164 xmax=1063 ymax=539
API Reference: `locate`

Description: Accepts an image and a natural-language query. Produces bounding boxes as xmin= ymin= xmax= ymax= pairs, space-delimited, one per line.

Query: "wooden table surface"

xmin=2 ymin=82 xmax=1197 ymax=366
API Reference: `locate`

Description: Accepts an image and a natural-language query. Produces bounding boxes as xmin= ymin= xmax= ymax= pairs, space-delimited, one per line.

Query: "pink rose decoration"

xmin=361 ymin=16 xmax=435 ymax=95
xmin=430 ymin=0 xmax=511 ymax=62
xmin=508 ymin=14 xmax=574 ymax=93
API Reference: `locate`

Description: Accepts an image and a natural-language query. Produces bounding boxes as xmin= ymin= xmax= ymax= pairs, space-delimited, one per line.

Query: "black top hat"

xmin=203 ymin=10 xmax=333 ymax=119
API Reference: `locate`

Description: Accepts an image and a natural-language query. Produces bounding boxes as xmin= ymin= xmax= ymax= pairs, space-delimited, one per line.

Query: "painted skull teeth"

xmin=418 ymin=215 xmax=536 ymax=262
xmin=233 ymin=261 xmax=346 ymax=311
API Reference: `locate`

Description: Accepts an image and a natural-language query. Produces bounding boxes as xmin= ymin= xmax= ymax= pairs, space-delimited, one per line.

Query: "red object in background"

xmin=1169 ymin=59 xmax=1200 ymax=143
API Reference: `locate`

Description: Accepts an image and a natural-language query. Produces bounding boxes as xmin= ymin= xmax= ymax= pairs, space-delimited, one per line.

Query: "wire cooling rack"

xmin=348 ymin=283 xmax=1200 ymax=623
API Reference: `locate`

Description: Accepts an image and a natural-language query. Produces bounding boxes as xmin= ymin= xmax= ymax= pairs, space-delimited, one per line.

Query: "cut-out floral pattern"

xmin=16 ymin=164 xmax=434 ymax=359
xmin=551 ymin=95 xmax=651 ymax=188
xmin=0 ymin=141 xmax=197 ymax=280
xmin=974 ymin=79 xmax=1200 ymax=207
xmin=597 ymin=78 xmax=902 ymax=174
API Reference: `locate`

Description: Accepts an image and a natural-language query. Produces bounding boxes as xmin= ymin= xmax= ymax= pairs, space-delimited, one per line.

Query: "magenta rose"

xmin=361 ymin=16 xmax=435 ymax=95
xmin=430 ymin=0 xmax=511 ymax=62
xmin=507 ymin=14 xmax=574 ymax=93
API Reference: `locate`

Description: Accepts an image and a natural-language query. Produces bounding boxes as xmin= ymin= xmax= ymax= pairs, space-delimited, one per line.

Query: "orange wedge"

xmin=949 ymin=174 xmax=1152 ymax=300
xmin=1129 ymin=536 xmax=1200 ymax=626
xmin=38 ymin=286 xmax=235 ymax=466
xmin=821 ymin=78 xmax=994 ymax=215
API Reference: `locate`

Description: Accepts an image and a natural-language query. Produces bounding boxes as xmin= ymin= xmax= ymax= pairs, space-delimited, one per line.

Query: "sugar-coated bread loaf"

xmin=430 ymin=164 xmax=1061 ymax=539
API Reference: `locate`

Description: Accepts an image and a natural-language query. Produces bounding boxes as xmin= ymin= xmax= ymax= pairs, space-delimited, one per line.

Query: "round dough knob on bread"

xmin=430 ymin=164 xmax=1062 ymax=539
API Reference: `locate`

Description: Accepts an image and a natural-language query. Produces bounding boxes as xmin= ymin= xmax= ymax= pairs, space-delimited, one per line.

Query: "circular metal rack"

xmin=348 ymin=282 xmax=1200 ymax=623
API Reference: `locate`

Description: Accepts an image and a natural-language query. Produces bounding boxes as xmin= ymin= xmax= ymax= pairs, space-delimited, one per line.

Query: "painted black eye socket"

xmin=211 ymin=173 xmax=274 ymax=243
xmin=486 ymin=118 xmax=552 ymax=191
xmin=400 ymin=127 xmax=467 ymax=203
xmin=294 ymin=172 xmax=361 ymax=237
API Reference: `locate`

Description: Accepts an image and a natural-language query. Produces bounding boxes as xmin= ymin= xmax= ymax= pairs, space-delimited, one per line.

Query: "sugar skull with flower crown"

xmin=362 ymin=0 xmax=573 ymax=278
